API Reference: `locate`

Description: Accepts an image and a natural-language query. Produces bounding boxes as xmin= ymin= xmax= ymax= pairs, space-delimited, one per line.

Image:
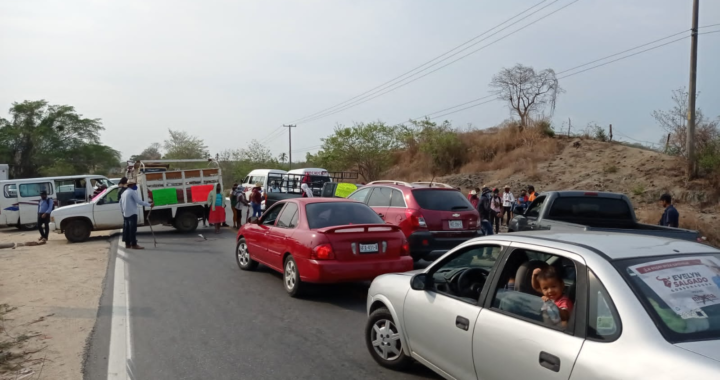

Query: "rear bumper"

xmin=299 ymin=256 xmax=414 ymax=283
xmin=408 ymin=230 xmax=483 ymax=261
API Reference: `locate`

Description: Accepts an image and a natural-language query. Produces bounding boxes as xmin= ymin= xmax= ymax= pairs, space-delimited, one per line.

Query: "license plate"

xmin=359 ymin=243 xmax=379 ymax=253
xmin=449 ymin=220 xmax=463 ymax=229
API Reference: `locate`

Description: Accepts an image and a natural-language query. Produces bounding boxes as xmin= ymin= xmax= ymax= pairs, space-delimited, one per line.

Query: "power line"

xmin=288 ymin=0 xmax=551 ymax=124
xmin=259 ymin=128 xmax=286 ymax=145
xmin=429 ymin=99 xmax=499 ymax=120
xmin=699 ymin=30 xmax=720 ymax=36
xmin=293 ymin=0 xmax=580 ymax=125
xmin=699 ymin=23 xmax=720 ymax=29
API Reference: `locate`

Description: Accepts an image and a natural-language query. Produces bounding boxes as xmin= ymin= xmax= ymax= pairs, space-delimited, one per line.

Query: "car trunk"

xmin=411 ymin=189 xmax=479 ymax=237
xmin=316 ymin=224 xmax=405 ymax=262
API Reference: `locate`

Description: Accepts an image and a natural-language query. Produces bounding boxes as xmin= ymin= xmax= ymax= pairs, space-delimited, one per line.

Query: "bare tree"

xmin=653 ymin=88 xmax=719 ymax=158
xmin=489 ymin=64 xmax=562 ymax=131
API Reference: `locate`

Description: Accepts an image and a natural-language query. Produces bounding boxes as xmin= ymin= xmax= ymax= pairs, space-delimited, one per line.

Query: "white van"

xmin=241 ymin=168 xmax=287 ymax=196
xmin=0 ymin=175 xmax=112 ymax=229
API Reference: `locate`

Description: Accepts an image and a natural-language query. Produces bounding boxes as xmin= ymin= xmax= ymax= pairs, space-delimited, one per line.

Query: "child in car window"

xmin=532 ymin=267 xmax=573 ymax=327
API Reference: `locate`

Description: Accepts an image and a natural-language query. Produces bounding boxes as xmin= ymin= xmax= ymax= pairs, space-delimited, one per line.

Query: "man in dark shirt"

xmin=658 ymin=193 xmax=679 ymax=228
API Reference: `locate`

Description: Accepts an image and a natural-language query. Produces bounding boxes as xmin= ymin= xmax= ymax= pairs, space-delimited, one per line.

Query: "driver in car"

xmin=532 ymin=267 xmax=573 ymax=327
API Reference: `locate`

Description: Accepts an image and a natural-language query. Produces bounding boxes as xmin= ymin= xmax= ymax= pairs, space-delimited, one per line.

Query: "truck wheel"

xmin=174 ymin=212 xmax=198 ymax=233
xmin=65 ymin=220 xmax=91 ymax=243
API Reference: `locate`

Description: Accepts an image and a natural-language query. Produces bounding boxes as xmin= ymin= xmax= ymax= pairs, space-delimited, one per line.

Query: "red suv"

xmin=347 ymin=181 xmax=482 ymax=262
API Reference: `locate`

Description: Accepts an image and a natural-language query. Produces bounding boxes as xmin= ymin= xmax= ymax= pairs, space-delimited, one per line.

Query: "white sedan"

xmin=365 ymin=231 xmax=720 ymax=380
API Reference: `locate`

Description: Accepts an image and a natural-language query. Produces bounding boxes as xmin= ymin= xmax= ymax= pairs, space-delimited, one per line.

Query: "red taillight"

xmin=401 ymin=241 xmax=410 ymax=256
xmin=405 ymin=209 xmax=427 ymax=229
xmin=312 ymin=244 xmax=335 ymax=260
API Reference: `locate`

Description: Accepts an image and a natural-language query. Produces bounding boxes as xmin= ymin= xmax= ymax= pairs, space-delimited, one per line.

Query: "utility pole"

xmin=283 ymin=124 xmax=296 ymax=169
xmin=686 ymin=0 xmax=699 ymax=179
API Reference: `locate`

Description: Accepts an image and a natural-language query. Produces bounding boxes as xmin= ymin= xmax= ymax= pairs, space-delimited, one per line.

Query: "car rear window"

xmin=614 ymin=254 xmax=720 ymax=343
xmin=411 ymin=189 xmax=473 ymax=211
xmin=306 ymin=202 xmax=384 ymax=229
xmin=548 ymin=197 xmax=632 ymax=220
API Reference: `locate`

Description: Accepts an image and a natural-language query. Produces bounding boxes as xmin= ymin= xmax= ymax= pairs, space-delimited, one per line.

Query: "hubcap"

xmin=237 ymin=242 xmax=249 ymax=266
xmin=284 ymin=260 xmax=296 ymax=290
xmin=371 ymin=319 xmax=402 ymax=361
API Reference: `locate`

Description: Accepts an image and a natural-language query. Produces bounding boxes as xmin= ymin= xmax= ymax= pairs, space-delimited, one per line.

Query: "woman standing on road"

xmin=250 ymin=183 xmax=263 ymax=218
xmin=207 ymin=184 xmax=226 ymax=234
xmin=490 ymin=188 xmax=503 ymax=234
xmin=235 ymin=186 xmax=250 ymax=227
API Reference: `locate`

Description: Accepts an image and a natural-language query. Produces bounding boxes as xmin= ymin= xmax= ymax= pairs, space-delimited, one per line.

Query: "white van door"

xmin=17 ymin=181 xmax=54 ymax=228
xmin=0 ymin=183 xmax=19 ymax=226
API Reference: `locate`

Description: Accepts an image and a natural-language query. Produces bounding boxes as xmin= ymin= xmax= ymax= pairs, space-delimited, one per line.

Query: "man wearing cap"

xmin=658 ymin=193 xmax=679 ymax=228
xmin=37 ymin=190 xmax=54 ymax=242
xmin=502 ymin=185 xmax=515 ymax=227
xmin=120 ymin=180 xmax=153 ymax=249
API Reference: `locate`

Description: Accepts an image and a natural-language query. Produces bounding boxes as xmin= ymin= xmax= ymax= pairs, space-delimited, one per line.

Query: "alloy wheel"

xmin=237 ymin=242 xmax=249 ymax=266
xmin=371 ymin=319 xmax=402 ymax=361
xmin=284 ymin=260 xmax=296 ymax=291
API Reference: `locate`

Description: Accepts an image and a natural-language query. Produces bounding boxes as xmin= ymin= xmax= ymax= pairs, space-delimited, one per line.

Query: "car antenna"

xmin=429 ymin=175 xmax=436 ymax=188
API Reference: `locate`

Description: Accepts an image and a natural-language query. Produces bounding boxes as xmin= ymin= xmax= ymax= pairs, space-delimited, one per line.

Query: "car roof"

xmin=362 ymin=182 xmax=459 ymax=192
xmin=487 ymin=231 xmax=719 ymax=261
xmin=248 ymin=169 xmax=287 ymax=175
xmin=288 ymin=197 xmax=360 ymax=204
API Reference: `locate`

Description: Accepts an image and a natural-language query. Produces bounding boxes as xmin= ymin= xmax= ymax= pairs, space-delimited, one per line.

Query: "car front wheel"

xmin=365 ymin=307 xmax=412 ymax=370
xmin=235 ymin=238 xmax=258 ymax=271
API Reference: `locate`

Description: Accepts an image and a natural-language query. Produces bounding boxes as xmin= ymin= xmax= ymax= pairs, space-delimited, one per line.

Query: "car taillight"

xmin=312 ymin=244 xmax=335 ymax=260
xmin=401 ymin=241 xmax=410 ymax=256
xmin=406 ymin=210 xmax=427 ymax=229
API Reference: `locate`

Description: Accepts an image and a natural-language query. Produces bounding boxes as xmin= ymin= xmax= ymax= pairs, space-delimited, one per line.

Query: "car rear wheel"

xmin=365 ymin=307 xmax=411 ymax=370
xmin=283 ymin=255 xmax=304 ymax=297
xmin=235 ymin=238 xmax=258 ymax=271
xmin=65 ymin=220 xmax=91 ymax=243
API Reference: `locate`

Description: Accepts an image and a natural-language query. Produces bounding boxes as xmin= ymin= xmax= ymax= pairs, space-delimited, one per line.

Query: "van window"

xmin=251 ymin=176 xmax=266 ymax=186
xmin=19 ymin=182 xmax=53 ymax=197
xmin=56 ymin=180 xmax=75 ymax=193
xmin=3 ymin=184 xmax=17 ymax=198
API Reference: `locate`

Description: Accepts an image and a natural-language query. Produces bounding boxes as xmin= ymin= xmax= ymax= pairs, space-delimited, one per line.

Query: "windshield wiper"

xmin=451 ymin=206 xmax=469 ymax=210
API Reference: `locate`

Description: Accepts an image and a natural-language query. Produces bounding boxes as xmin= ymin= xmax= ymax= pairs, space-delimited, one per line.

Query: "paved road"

xmin=84 ymin=218 xmax=440 ymax=380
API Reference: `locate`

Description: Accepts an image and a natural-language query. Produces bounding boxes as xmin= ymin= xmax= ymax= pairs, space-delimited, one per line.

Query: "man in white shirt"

xmin=120 ymin=180 xmax=153 ymax=249
xmin=502 ymin=185 xmax=515 ymax=227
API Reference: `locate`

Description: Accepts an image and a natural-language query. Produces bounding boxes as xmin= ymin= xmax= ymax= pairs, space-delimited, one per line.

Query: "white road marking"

xmin=107 ymin=247 xmax=132 ymax=380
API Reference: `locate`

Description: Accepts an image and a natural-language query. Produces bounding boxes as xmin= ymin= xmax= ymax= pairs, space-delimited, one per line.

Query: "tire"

xmin=64 ymin=220 xmax=91 ymax=243
xmin=283 ymin=255 xmax=304 ymax=297
xmin=173 ymin=211 xmax=199 ymax=233
xmin=235 ymin=238 xmax=258 ymax=271
xmin=365 ymin=307 xmax=412 ymax=370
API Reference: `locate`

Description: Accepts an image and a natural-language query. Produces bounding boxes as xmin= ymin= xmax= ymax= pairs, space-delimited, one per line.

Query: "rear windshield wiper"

xmin=451 ymin=206 xmax=469 ymax=210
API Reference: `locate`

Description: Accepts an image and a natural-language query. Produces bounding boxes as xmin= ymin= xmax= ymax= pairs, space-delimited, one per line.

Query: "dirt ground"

xmin=0 ymin=228 xmax=113 ymax=380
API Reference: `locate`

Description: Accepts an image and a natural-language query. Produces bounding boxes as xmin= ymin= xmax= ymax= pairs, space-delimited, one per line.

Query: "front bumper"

xmin=49 ymin=222 xmax=61 ymax=233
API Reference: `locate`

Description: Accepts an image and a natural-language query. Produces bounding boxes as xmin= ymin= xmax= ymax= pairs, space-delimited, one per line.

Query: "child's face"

xmin=539 ymin=277 xmax=564 ymax=301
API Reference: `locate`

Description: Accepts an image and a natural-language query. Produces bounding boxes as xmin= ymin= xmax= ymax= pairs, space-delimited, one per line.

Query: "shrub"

xmin=603 ymin=165 xmax=618 ymax=174
xmin=632 ymin=184 xmax=645 ymax=196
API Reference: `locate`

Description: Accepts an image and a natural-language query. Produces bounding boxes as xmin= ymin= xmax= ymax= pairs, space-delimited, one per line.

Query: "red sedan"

xmin=236 ymin=198 xmax=414 ymax=296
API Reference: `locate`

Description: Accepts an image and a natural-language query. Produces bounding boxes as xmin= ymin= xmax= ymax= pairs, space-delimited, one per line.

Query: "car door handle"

xmin=455 ymin=316 xmax=469 ymax=331
xmin=539 ymin=351 xmax=560 ymax=372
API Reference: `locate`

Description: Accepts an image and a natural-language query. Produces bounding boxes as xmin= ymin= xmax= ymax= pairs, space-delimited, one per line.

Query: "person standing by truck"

xmin=230 ymin=183 xmax=240 ymax=229
xmin=658 ymin=193 xmax=679 ymax=228
xmin=37 ymin=190 xmax=54 ymax=242
xmin=120 ymin=180 xmax=153 ymax=249
xmin=235 ymin=186 xmax=249 ymax=227
xmin=250 ymin=183 xmax=263 ymax=218
xmin=207 ymin=184 xmax=226 ymax=234
xmin=502 ymin=185 xmax=515 ymax=226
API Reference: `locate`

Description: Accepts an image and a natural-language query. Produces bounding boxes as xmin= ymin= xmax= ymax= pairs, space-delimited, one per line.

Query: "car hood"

xmin=676 ymin=340 xmax=720 ymax=362
xmin=51 ymin=202 xmax=91 ymax=215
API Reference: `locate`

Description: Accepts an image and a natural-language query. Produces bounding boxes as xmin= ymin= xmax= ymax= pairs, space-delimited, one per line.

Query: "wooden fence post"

xmin=665 ymin=133 xmax=671 ymax=153
xmin=609 ymin=124 xmax=613 ymax=141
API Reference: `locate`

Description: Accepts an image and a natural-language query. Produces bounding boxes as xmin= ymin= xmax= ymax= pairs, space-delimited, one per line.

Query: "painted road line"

xmin=108 ymin=247 xmax=132 ymax=380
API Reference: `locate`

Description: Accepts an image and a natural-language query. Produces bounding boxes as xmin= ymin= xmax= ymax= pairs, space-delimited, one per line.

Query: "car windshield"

xmin=306 ymin=202 xmax=384 ymax=229
xmin=614 ymin=253 xmax=720 ymax=343
xmin=411 ymin=189 xmax=473 ymax=211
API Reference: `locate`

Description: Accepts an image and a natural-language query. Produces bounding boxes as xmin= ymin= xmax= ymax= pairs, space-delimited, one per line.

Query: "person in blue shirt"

xmin=37 ymin=190 xmax=54 ymax=242
xmin=658 ymin=193 xmax=679 ymax=228
xmin=120 ymin=180 xmax=153 ymax=249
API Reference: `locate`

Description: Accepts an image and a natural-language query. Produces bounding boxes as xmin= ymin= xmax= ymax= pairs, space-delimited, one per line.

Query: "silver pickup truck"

xmin=508 ymin=191 xmax=701 ymax=242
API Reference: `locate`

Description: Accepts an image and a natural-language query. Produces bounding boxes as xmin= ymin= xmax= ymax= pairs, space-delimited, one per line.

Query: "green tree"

xmin=278 ymin=152 xmax=288 ymax=166
xmin=402 ymin=119 xmax=464 ymax=173
xmin=163 ymin=129 xmax=208 ymax=159
xmin=308 ymin=122 xmax=401 ymax=182
xmin=0 ymin=100 xmax=119 ymax=178
xmin=130 ymin=142 xmax=163 ymax=162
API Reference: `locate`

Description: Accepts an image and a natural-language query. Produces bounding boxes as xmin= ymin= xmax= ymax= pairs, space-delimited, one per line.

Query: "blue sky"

xmin=1 ymin=0 xmax=718 ymax=161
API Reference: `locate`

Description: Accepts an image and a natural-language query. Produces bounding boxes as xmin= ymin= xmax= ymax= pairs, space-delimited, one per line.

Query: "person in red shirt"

xmin=469 ymin=190 xmax=479 ymax=209
xmin=250 ymin=183 xmax=263 ymax=218
xmin=532 ymin=266 xmax=573 ymax=328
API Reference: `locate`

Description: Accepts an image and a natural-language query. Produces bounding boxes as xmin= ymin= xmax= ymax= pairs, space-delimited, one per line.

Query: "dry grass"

xmin=635 ymin=207 xmax=720 ymax=247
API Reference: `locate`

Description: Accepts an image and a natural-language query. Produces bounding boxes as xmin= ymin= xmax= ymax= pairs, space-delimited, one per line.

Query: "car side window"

xmin=390 ymin=189 xmax=406 ymax=207
xmin=490 ymin=248 xmax=578 ymax=332
xmin=289 ymin=208 xmax=300 ymax=228
xmin=367 ymin=187 xmax=392 ymax=207
xmin=587 ymin=269 xmax=621 ymax=341
xmin=525 ymin=196 xmax=546 ymax=219
xmin=276 ymin=203 xmax=299 ymax=228
xmin=19 ymin=182 xmax=53 ymax=197
xmin=261 ymin=203 xmax=284 ymax=226
xmin=429 ymin=244 xmax=503 ymax=304
xmin=4 ymin=184 xmax=17 ymax=198
xmin=103 ymin=188 xmax=120 ymax=204
xmin=347 ymin=187 xmax=371 ymax=203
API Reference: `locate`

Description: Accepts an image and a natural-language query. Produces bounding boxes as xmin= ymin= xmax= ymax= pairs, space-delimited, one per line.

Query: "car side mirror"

xmin=410 ymin=273 xmax=429 ymax=291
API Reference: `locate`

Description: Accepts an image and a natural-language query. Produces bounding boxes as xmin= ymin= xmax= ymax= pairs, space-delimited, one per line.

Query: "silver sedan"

xmin=365 ymin=232 xmax=720 ymax=379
